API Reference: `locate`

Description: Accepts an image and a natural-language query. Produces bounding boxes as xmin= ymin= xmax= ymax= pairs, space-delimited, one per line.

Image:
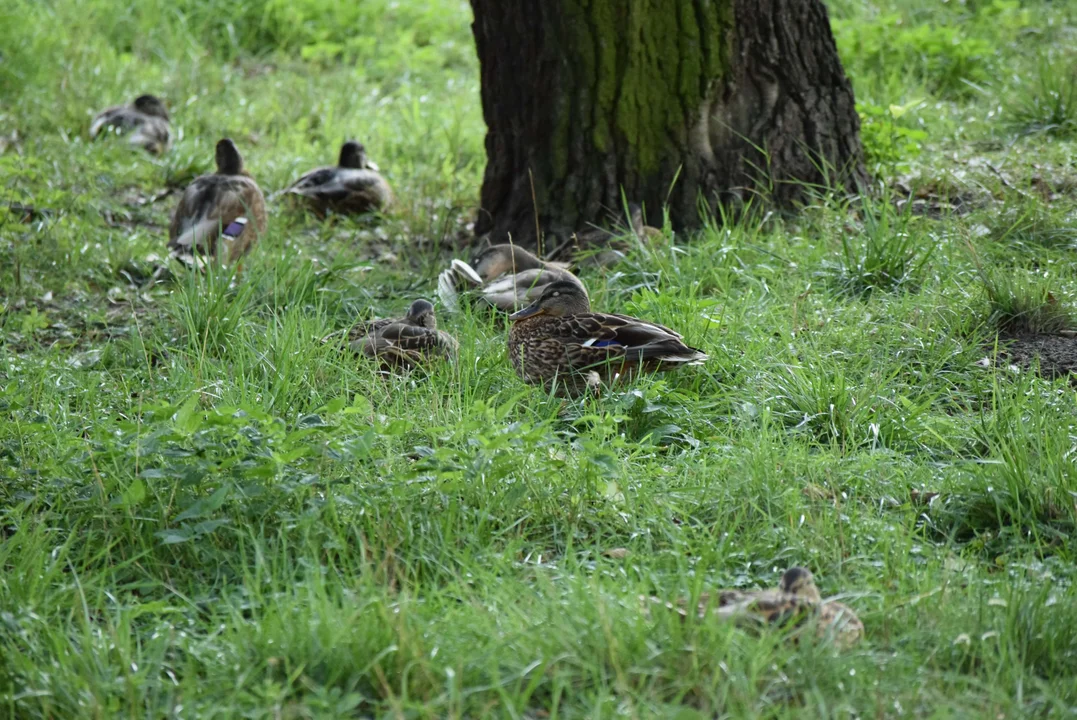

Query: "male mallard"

xmin=507 ymin=280 xmax=707 ymax=396
xmin=437 ymin=244 xmax=585 ymax=313
xmin=89 ymin=94 xmax=172 ymax=155
xmin=167 ymin=139 xmax=267 ymax=266
xmin=350 ymin=299 xmax=458 ymax=371
xmin=284 ymin=141 xmax=392 ymax=216
xmin=643 ymin=567 xmax=864 ymax=650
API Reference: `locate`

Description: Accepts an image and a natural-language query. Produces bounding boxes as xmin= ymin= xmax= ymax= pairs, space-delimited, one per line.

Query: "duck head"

xmin=339 ymin=141 xmax=368 ymax=170
xmin=406 ymin=299 xmax=438 ymax=329
xmin=509 ymin=280 xmax=590 ymax=321
xmin=133 ymin=94 xmax=169 ymax=120
xmin=471 ymin=244 xmax=546 ymax=279
xmin=215 ymin=138 xmax=245 ymax=175
xmin=778 ymin=567 xmax=821 ymax=602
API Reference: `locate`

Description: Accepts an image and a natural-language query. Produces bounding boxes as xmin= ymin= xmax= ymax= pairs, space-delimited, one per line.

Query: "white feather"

xmin=88 ymin=115 xmax=108 ymax=139
xmin=437 ymin=268 xmax=461 ymax=313
xmin=172 ymin=218 xmax=222 ymax=251
xmin=450 ymin=258 xmax=483 ymax=285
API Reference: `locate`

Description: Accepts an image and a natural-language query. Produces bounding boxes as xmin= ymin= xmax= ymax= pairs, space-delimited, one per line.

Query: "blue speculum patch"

xmin=223 ymin=217 xmax=248 ymax=238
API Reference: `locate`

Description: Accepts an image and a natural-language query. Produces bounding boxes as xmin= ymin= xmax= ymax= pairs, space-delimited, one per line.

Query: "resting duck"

xmin=644 ymin=567 xmax=864 ymax=649
xmin=167 ymin=139 xmax=267 ymax=266
xmin=350 ymin=299 xmax=458 ymax=371
xmin=89 ymin=94 xmax=172 ymax=155
xmin=284 ymin=141 xmax=392 ymax=216
xmin=437 ymin=244 xmax=585 ymax=313
xmin=507 ymin=280 xmax=707 ymax=396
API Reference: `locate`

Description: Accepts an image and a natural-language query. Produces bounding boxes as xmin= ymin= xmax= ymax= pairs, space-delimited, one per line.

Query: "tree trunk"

xmin=469 ymin=0 xmax=866 ymax=251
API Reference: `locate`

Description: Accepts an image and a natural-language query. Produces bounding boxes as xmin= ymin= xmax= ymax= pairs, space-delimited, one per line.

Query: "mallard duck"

xmin=437 ymin=244 xmax=585 ymax=313
xmin=643 ymin=567 xmax=864 ymax=650
xmin=349 ymin=299 xmax=458 ymax=371
xmin=89 ymin=94 xmax=172 ymax=155
xmin=167 ymin=139 xmax=267 ymax=266
xmin=284 ymin=141 xmax=392 ymax=216
xmin=507 ymin=280 xmax=707 ymax=396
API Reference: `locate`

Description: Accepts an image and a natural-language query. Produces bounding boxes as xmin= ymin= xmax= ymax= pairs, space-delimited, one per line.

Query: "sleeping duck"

xmin=167 ymin=138 xmax=267 ymax=266
xmin=643 ymin=567 xmax=864 ymax=649
xmin=349 ymin=299 xmax=458 ymax=371
xmin=437 ymin=244 xmax=586 ymax=313
xmin=89 ymin=94 xmax=172 ymax=155
xmin=284 ymin=141 xmax=392 ymax=217
xmin=508 ymin=280 xmax=707 ymax=397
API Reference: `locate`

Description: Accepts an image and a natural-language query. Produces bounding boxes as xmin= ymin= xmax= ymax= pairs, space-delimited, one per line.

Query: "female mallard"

xmin=284 ymin=141 xmax=392 ymax=216
xmin=350 ymin=299 xmax=458 ymax=371
xmin=507 ymin=280 xmax=707 ymax=396
xmin=437 ymin=244 xmax=585 ymax=313
xmin=89 ymin=94 xmax=172 ymax=155
xmin=644 ymin=567 xmax=864 ymax=650
xmin=167 ymin=139 xmax=267 ymax=266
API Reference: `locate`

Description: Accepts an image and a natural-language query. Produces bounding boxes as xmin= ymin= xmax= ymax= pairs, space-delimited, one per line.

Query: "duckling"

xmin=167 ymin=139 xmax=267 ymax=267
xmin=507 ymin=280 xmax=707 ymax=396
xmin=89 ymin=94 xmax=172 ymax=155
xmin=437 ymin=244 xmax=585 ymax=313
xmin=644 ymin=567 xmax=864 ymax=650
xmin=284 ymin=141 xmax=392 ymax=217
xmin=350 ymin=299 xmax=458 ymax=371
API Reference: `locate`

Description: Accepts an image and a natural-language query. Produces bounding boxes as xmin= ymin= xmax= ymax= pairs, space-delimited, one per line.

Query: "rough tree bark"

xmin=469 ymin=0 xmax=866 ymax=250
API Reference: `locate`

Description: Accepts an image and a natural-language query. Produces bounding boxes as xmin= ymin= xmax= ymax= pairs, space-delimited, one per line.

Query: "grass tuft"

xmin=977 ymin=267 xmax=1075 ymax=335
xmin=1005 ymin=54 xmax=1077 ymax=139
xmin=820 ymin=197 xmax=933 ymax=297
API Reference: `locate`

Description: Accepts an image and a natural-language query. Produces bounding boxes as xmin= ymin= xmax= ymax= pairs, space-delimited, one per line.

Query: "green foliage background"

xmin=2 ymin=0 xmax=1077 ymax=716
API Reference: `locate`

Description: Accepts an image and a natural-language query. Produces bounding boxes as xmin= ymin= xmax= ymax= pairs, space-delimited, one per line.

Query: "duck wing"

xmin=484 ymin=268 xmax=587 ymax=312
xmin=553 ymin=312 xmax=707 ymax=366
xmin=437 ymin=258 xmax=485 ymax=313
xmin=129 ymin=117 xmax=171 ymax=154
xmin=288 ymin=168 xmax=387 ymax=202
xmin=89 ymin=106 xmax=135 ymax=138
xmin=377 ymin=323 xmax=458 ymax=356
xmin=285 ymin=167 xmax=338 ymax=197
xmin=346 ymin=317 xmax=396 ymax=342
xmin=168 ymin=175 xmax=266 ymax=262
xmin=352 ymin=322 xmax=457 ymax=368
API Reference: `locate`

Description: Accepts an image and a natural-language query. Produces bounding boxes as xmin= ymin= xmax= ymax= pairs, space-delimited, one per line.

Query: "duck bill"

xmin=509 ymin=304 xmax=545 ymax=321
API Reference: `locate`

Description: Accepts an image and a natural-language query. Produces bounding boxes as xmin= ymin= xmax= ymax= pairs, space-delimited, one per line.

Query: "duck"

xmin=349 ymin=299 xmax=458 ymax=371
xmin=643 ymin=567 xmax=864 ymax=650
xmin=89 ymin=94 xmax=172 ymax=155
xmin=437 ymin=244 xmax=585 ymax=313
xmin=284 ymin=141 xmax=392 ymax=216
xmin=507 ymin=280 xmax=707 ymax=396
xmin=167 ymin=139 xmax=267 ymax=267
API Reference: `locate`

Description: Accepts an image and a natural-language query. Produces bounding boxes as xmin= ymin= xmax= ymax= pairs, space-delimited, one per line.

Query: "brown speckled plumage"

xmin=168 ymin=139 xmax=267 ymax=265
xmin=643 ymin=567 xmax=864 ymax=650
xmin=285 ymin=141 xmax=392 ymax=216
xmin=350 ymin=299 xmax=458 ymax=371
xmin=507 ymin=281 xmax=707 ymax=396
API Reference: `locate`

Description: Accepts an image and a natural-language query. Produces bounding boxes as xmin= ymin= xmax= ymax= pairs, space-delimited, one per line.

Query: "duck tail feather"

xmin=437 ymin=268 xmax=461 ymax=313
xmin=450 ymin=258 xmax=483 ymax=285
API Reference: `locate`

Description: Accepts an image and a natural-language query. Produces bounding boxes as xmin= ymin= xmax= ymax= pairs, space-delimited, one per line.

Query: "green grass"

xmin=3 ymin=0 xmax=1077 ymax=716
